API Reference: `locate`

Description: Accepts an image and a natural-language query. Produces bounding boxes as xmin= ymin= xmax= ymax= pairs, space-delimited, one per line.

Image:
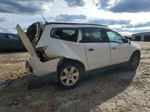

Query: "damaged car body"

xmin=16 ymin=22 xmax=141 ymax=88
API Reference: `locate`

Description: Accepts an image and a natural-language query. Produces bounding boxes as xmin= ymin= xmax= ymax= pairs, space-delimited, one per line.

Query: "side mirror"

xmin=123 ymin=38 xmax=128 ymax=43
xmin=129 ymin=40 xmax=131 ymax=44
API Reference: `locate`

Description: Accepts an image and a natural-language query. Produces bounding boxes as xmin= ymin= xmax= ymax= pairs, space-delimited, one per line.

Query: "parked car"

xmin=16 ymin=22 xmax=141 ymax=89
xmin=0 ymin=33 xmax=26 ymax=52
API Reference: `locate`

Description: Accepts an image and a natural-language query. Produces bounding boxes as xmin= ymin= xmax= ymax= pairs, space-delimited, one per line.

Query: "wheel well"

xmin=131 ymin=50 xmax=141 ymax=58
xmin=57 ymin=58 xmax=85 ymax=71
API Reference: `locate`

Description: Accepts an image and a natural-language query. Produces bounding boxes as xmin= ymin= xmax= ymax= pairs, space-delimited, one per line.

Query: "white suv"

xmin=16 ymin=22 xmax=141 ymax=89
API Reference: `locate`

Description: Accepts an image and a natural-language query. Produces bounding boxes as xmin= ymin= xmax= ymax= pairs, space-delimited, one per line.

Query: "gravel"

xmin=0 ymin=42 xmax=150 ymax=112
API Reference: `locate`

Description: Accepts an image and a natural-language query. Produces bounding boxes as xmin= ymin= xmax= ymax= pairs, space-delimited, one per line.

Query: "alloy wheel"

xmin=60 ymin=66 xmax=79 ymax=86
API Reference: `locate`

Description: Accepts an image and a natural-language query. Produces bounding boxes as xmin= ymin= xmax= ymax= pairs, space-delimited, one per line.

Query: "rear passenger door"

xmin=81 ymin=28 xmax=111 ymax=70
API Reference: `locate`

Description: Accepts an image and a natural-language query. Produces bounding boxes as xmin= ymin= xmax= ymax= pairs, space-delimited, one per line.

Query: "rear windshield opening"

xmin=26 ymin=22 xmax=44 ymax=46
xmin=27 ymin=23 xmax=37 ymax=41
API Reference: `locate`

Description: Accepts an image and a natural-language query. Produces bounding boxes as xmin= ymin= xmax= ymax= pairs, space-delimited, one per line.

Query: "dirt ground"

xmin=0 ymin=42 xmax=150 ymax=112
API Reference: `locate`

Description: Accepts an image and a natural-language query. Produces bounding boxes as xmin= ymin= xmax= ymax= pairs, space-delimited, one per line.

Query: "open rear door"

xmin=16 ymin=24 xmax=36 ymax=57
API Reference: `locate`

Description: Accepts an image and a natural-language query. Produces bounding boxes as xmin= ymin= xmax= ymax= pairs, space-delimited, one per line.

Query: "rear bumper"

xmin=26 ymin=61 xmax=59 ymax=83
xmin=26 ymin=55 xmax=61 ymax=76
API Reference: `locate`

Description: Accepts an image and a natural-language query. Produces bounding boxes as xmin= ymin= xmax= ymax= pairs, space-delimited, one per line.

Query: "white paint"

xmin=84 ymin=43 xmax=111 ymax=70
xmin=29 ymin=55 xmax=60 ymax=76
xmin=16 ymin=23 xmax=141 ymax=77
xmin=16 ymin=25 xmax=61 ymax=76
xmin=109 ymin=43 xmax=130 ymax=64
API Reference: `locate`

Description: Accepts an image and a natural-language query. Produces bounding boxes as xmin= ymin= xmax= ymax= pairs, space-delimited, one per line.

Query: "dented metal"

xmin=16 ymin=22 xmax=141 ymax=77
xmin=16 ymin=24 xmax=61 ymax=76
xmin=16 ymin=24 xmax=88 ymax=76
xmin=28 ymin=55 xmax=60 ymax=76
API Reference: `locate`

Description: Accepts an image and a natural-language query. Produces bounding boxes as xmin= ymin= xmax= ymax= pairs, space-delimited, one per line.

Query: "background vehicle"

xmin=0 ymin=33 xmax=26 ymax=52
xmin=17 ymin=22 xmax=141 ymax=89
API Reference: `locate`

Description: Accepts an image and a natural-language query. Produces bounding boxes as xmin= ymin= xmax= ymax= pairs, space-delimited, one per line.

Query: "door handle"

xmin=88 ymin=48 xmax=94 ymax=51
xmin=112 ymin=47 xmax=117 ymax=50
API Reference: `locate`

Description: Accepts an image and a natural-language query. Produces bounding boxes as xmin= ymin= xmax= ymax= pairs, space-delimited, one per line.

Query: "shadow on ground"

xmin=0 ymin=67 xmax=136 ymax=112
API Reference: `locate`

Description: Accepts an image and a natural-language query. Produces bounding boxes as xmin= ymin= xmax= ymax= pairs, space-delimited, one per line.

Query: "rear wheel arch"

xmin=57 ymin=57 xmax=85 ymax=72
xmin=57 ymin=58 xmax=85 ymax=89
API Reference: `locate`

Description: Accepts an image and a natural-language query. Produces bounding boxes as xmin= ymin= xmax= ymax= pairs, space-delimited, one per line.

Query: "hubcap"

xmin=60 ymin=66 xmax=79 ymax=86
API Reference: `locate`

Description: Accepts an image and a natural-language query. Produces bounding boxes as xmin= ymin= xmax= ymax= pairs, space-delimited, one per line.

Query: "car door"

xmin=7 ymin=34 xmax=20 ymax=52
xmin=105 ymin=30 xmax=130 ymax=65
xmin=81 ymin=28 xmax=111 ymax=70
xmin=7 ymin=34 xmax=26 ymax=52
xmin=0 ymin=33 xmax=9 ymax=52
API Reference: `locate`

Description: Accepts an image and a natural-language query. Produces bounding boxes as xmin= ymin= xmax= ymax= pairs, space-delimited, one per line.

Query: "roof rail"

xmin=45 ymin=22 xmax=107 ymax=27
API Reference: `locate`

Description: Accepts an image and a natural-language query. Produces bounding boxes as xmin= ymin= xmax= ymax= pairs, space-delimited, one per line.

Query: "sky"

xmin=0 ymin=0 xmax=150 ymax=36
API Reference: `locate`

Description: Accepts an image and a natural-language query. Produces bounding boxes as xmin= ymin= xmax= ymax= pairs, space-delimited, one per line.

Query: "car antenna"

xmin=41 ymin=15 xmax=48 ymax=24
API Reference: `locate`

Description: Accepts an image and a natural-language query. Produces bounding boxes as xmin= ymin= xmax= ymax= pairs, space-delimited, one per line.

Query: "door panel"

xmin=109 ymin=43 xmax=129 ymax=64
xmin=7 ymin=34 xmax=22 ymax=52
xmin=8 ymin=40 xmax=20 ymax=51
xmin=0 ymin=34 xmax=9 ymax=52
xmin=81 ymin=28 xmax=111 ymax=70
xmin=85 ymin=43 xmax=110 ymax=70
xmin=106 ymin=30 xmax=130 ymax=65
xmin=0 ymin=40 xmax=9 ymax=52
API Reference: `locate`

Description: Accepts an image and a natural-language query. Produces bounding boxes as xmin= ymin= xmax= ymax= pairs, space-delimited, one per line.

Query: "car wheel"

xmin=129 ymin=52 xmax=140 ymax=70
xmin=58 ymin=62 xmax=83 ymax=89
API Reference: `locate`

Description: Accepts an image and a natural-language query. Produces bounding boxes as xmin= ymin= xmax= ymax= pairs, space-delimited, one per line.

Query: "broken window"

xmin=81 ymin=28 xmax=105 ymax=43
xmin=51 ymin=28 xmax=78 ymax=42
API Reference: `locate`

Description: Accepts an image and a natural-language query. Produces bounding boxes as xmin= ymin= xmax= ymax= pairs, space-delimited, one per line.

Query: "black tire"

xmin=128 ymin=52 xmax=140 ymax=70
xmin=58 ymin=61 xmax=84 ymax=89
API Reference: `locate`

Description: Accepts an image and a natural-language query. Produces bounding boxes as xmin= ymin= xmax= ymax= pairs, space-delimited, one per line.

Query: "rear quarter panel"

xmin=36 ymin=25 xmax=88 ymax=71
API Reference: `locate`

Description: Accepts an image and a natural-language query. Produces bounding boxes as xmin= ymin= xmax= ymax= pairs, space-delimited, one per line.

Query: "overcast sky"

xmin=0 ymin=0 xmax=150 ymax=35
